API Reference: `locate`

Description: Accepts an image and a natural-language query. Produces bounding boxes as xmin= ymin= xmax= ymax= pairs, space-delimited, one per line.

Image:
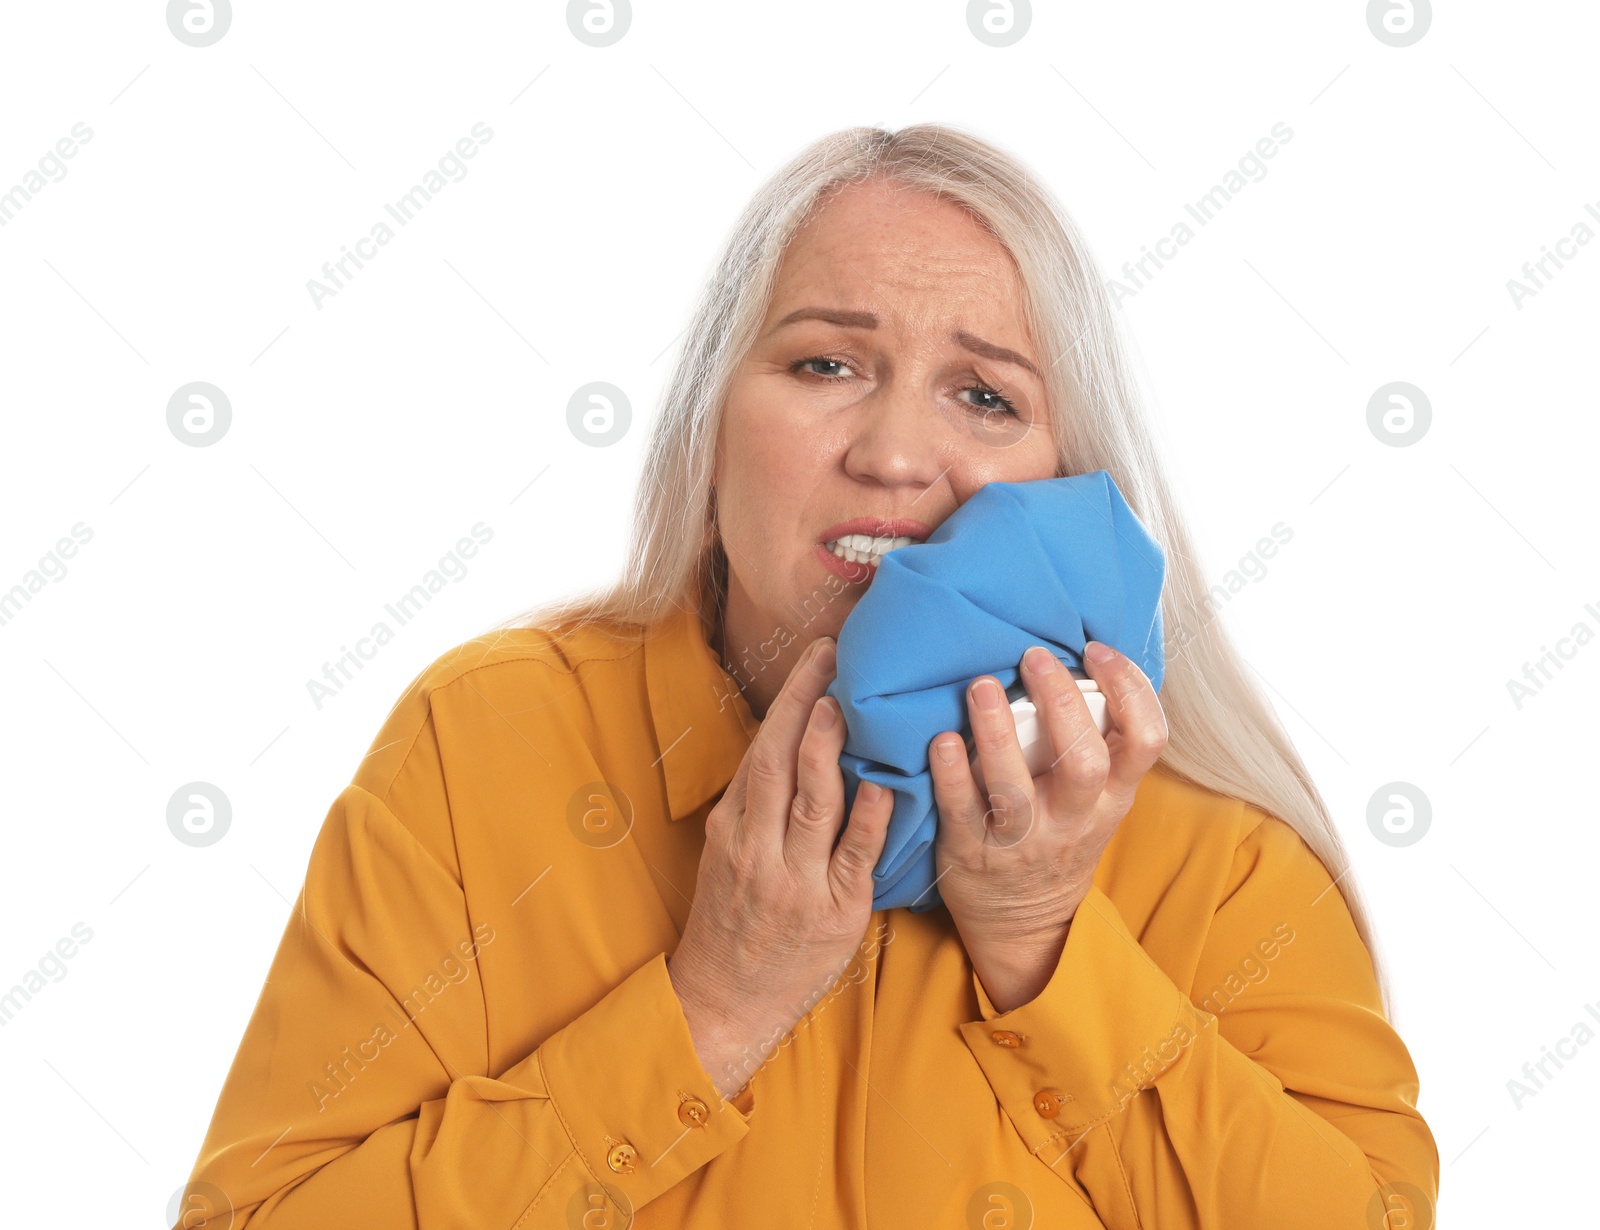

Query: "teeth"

xmin=824 ymin=534 xmax=919 ymax=566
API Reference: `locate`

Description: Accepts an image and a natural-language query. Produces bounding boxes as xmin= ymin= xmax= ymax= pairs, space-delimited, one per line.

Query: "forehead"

xmin=770 ymin=180 xmax=1023 ymax=311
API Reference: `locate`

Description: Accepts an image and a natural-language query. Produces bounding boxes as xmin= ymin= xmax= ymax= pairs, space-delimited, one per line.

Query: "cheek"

xmin=945 ymin=456 xmax=1039 ymax=498
xmin=951 ymin=425 xmax=1058 ymax=488
xmin=718 ymin=426 xmax=812 ymax=546
xmin=727 ymin=408 xmax=837 ymax=510
xmin=1014 ymin=438 xmax=1061 ymax=481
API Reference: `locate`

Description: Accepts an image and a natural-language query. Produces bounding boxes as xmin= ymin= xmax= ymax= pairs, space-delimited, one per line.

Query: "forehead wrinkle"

xmin=768 ymin=224 xmax=1038 ymax=371
xmin=776 ymin=263 xmax=1005 ymax=328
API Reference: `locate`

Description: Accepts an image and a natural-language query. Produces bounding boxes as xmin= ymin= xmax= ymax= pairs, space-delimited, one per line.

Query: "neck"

xmin=714 ymin=596 xmax=810 ymax=724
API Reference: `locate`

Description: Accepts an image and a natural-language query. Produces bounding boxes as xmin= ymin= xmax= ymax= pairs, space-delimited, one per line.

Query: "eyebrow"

xmin=771 ymin=307 xmax=1042 ymax=379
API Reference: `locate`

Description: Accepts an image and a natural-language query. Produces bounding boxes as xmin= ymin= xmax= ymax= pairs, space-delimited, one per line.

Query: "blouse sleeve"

xmin=173 ymin=707 xmax=755 ymax=1230
xmin=956 ymin=807 xmax=1439 ymax=1230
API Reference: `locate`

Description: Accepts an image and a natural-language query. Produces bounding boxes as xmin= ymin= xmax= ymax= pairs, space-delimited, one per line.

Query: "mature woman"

xmin=177 ymin=125 xmax=1437 ymax=1229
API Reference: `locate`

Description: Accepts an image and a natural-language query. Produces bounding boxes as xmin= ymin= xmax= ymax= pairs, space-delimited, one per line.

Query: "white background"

xmin=1 ymin=2 xmax=1593 ymax=1225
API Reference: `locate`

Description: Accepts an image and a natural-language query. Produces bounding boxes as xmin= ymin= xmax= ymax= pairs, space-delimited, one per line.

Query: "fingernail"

xmin=859 ymin=781 xmax=882 ymax=803
xmin=810 ymin=697 xmax=836 ymax=731
xmin=972 ymin=679 xmax=1002 ymax=710
xmin=1085 ymin=641 xmax=1115 ymax=663
xmin=811 ymin=638 xmax=836 ymax=673
xmin=934 ymin=738 xmax=961 ymax=766
xmin=1023 ymin=646 xmax=1053 ymax=675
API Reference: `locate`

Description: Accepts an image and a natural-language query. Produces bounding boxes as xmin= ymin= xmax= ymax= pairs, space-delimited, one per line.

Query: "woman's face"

xmin=713 ymin=177 xmax=1060 ymax=717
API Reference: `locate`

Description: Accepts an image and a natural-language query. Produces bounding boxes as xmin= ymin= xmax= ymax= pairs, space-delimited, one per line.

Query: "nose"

xmin=841 ymin=375 xmax=953 ymax=491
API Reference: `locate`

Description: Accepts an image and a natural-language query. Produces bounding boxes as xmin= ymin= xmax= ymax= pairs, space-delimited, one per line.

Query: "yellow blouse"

xmin=179 ymin=605 xmax=1438 ymax=1229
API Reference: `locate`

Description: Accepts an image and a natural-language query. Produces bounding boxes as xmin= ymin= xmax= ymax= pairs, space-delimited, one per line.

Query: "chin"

xmin=802 ymin=605 xmax=850 ymax=645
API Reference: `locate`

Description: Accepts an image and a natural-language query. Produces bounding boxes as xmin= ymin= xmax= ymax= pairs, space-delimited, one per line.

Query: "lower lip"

xmin=815 ymin=542 xmax=877 ymax=584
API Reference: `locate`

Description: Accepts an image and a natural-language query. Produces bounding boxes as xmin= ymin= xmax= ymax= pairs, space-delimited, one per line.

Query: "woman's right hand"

xmin=667 ymin=634 xmax=894 ymax=1100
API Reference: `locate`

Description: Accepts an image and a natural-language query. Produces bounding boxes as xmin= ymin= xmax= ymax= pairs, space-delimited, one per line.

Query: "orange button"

xmin=1032 ymin=1087 xmax=1069 ymax=1119
xmin=606 ymin=1142 xmax=637 ymax=1173
xmin=991 ymin=1029 xmax=1023 ymax=1048
xmin=677 ymin=1096 xmax=711 ymax=1128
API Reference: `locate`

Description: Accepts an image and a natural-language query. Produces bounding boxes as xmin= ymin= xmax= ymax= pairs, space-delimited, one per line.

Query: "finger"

xmin=783 ymin=694 xmax=847 ymax=868
xmin=826 ymin=774 xmax=894 ymax=905
xmin=1080 ymin=642 xmax=1169 ymax=803
xmin=738 ymin=636 xmax=838 ymax=855
xmin=928 ymin=731 xmax=988 ymax=857
xmin=1020 ymin=645 xmax=1109 ymax=816
xmin=964 ymin=675 xmax=1035 ymax=842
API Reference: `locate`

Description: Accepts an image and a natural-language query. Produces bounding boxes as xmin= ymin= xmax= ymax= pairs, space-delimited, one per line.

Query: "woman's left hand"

xmin=929 ymin=641 xmax=1169 ymax=1013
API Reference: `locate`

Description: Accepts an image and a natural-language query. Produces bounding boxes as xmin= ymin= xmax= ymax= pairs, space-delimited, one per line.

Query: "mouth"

xmin=815 ymin=517 xmax=933 ymax=580
xmin=820 ymin=534 xmax=921 ymax=570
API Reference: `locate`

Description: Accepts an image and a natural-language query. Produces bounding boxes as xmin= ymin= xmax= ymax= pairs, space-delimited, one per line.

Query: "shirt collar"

xmin=644 ymin=605 xmax=762 ymax=822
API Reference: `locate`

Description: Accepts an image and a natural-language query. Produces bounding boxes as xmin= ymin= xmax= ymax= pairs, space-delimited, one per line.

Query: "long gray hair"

xmin=489 ymin=123 xmax=1395 ymax=1018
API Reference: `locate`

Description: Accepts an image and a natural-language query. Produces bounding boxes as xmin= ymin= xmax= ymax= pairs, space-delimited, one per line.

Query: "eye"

xmin=790 ymin=355 xmax=1021 ymax=419
xmin=960 ymin=384 xmax=1020 ymax=419
xmin=791 ymin=355 xmax=856 ymax=381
